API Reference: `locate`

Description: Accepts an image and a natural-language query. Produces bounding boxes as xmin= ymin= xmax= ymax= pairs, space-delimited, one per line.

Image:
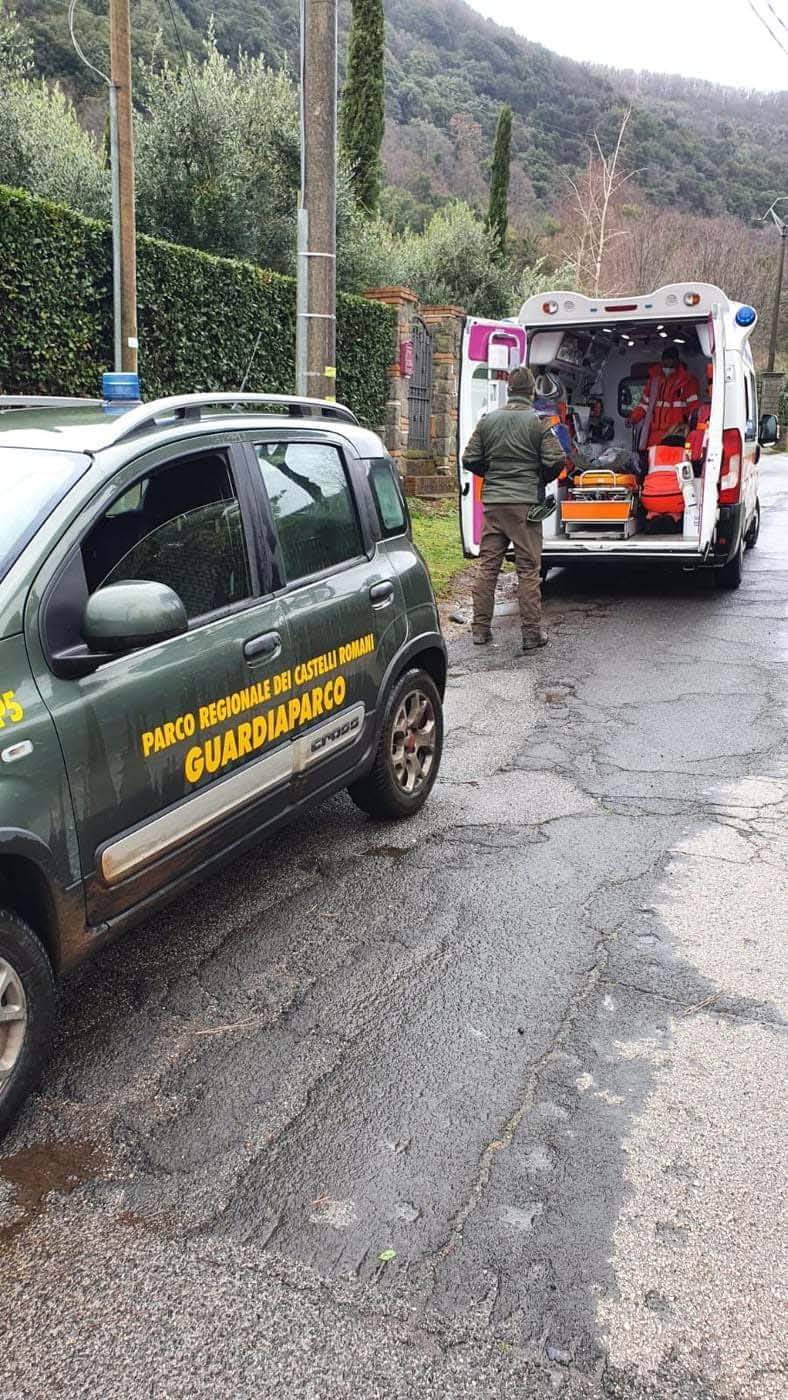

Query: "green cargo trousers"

xmin=472 ymin=503 xmax=543 ymax=632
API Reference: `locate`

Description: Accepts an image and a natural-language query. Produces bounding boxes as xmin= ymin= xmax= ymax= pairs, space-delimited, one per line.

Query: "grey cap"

xmin=509 ymin=366 xmax=535 ymax=396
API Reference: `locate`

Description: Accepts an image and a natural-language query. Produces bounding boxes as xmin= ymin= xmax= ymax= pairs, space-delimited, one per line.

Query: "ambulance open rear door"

xmin=458 ymin=318 xmax=527 ymax=557
xmin=698 ymin=302 xmax=726 ymax=554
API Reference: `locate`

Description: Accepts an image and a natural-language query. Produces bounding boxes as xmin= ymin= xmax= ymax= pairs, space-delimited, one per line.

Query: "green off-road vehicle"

xmin=0 ymin=389 xmax=446 ymax=1133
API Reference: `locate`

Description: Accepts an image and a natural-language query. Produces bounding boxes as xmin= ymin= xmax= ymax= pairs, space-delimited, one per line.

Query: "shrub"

xmin=0 ymin=185 xmax=393 ymax=429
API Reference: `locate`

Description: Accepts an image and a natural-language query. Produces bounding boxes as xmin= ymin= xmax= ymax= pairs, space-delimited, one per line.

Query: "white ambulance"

xmin=458 ymin=284 xmax=779 ymax=588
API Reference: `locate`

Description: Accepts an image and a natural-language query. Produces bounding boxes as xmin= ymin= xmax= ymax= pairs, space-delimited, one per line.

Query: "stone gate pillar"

xmin=419 ymin=305 xmax=466 ymax=476
xmin=363 ymin=286 xmax=418 ymax=461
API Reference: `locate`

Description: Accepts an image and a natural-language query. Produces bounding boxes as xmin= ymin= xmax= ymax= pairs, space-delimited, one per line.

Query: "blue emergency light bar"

xmin=102 ymin=372 xmax=141 ymax=403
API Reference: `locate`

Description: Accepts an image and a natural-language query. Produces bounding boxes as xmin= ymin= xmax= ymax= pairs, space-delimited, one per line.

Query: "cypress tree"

xmin=339 ymin=0 xmax=385 ymax=214
xmin=487 ymin=104 xmax=512 ymax=256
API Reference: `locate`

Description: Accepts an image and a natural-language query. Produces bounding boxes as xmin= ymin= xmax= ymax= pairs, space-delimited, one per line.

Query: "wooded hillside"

xmin=16 ymin=0 xmax=787 ymax=227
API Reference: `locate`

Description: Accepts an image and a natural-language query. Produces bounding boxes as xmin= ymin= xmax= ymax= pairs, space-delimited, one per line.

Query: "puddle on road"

xmin=0 ymin=1140 xmax=105 ymax=1242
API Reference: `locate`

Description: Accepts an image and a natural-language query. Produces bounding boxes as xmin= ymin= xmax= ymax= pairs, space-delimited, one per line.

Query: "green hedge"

xmin=0 ymin=185 xmax=394 ymax=428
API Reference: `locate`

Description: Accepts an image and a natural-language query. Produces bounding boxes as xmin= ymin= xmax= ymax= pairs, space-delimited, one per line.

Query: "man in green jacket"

xmin=463 ymin=365 xmax=566 ymax=651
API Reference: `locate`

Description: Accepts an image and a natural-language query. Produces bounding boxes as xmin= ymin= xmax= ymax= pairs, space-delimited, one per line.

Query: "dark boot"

xmin=472 ymin=628 xmax=492 ymax=645
xmin=522 ymin=626 xmax=549 ymax=652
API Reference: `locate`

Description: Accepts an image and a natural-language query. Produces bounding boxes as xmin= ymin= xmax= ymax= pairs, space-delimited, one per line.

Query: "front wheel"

xmin=349 ymin=668 xmax=444 ymax=820
xmin=0 ymin=910 xmax=57 ymax=1137
xmin=715 ymin=537 xmax=743 ymax=591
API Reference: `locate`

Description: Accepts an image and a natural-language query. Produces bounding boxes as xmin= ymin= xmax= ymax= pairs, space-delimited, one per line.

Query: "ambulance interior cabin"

xmin=528 ymin=317 xmax=714 ymax=545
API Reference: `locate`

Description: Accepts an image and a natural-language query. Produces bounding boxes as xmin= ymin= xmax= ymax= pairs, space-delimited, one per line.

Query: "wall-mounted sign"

xmin=400 ymin=340 xmax=414 ymax=376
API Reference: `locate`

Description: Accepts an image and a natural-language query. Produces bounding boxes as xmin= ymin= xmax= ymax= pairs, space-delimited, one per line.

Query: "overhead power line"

xmin=162 ymin=0 xmax=214 ymax=172
xmin=764 ymin=0 xmax=788 ymax=34
xmin=744 ymin=0 xmax=788 ymax=56
xmin=163 ymin=0 xmax=208 ymax=125
xmin=67 ymin=0 xmax=110 ymax=85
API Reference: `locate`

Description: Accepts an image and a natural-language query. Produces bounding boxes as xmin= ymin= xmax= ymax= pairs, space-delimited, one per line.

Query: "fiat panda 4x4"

xmin=0 ymin=391 xmax=446 ymax=1132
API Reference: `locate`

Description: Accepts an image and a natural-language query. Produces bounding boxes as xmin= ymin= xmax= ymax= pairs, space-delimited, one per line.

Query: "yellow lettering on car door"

xmin=0 ymin=690 xmax=25 ymax=727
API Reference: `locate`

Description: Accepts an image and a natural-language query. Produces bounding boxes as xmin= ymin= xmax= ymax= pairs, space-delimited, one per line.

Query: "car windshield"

xmin=0 ymin=448 xmax=88 ymax=581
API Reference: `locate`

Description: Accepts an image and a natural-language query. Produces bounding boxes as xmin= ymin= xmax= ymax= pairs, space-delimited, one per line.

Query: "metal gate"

xmin=407 ymin=317 xmax=433 ymax=451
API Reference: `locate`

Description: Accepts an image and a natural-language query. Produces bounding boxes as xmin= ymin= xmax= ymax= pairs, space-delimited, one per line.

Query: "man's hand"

xmin=630 ymin=405 xmax=646 ymax=424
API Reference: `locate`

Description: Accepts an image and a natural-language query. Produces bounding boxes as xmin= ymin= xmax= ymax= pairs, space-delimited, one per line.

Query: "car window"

xmin=255 ymin=442 xmax=363 ymax=582
xmin=368 ymin=459 xmax=408 ymax=537
xmin=744 ymin=374 xmax=757 ymax=441
xmin=82 ymin=451 xmax=251 ymax=621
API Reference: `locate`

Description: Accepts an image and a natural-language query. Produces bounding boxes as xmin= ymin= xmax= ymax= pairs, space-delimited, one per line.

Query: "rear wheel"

xmin=715 ymin=537 xmax=743 ymax=591
xmin=348 ymin=668 xmax=443 ymax=820
xmin=0 ymin=910 xmax=57 ymax=1137
xmin=743 ymin=499 xmax=760 ymax=550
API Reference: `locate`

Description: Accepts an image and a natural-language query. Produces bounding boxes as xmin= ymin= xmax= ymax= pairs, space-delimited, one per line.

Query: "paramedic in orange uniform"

xmin=631 ymin=346 xmax=701 ymax=448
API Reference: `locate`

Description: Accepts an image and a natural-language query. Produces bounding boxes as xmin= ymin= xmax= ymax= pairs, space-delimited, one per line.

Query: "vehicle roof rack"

xmin=106 ymin=392 xmax=359 ymax=445
xmin=0 ymin=396 xmax=102 ymax=410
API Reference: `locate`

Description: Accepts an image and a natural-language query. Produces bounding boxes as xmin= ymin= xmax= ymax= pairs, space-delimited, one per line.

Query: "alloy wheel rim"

xmin=390 ymin=690 xmax=436 ymax=795
xmin=0 ymin=957 xmax=27 ymax=1088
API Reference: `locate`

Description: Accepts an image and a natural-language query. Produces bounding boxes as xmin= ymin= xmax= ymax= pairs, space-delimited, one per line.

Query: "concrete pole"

xmin=296 ymin=0 xmax=337 ymax=401
xmin=767 ymin=223 xmax=786 ymax=375
xmin=109 ymin=0 xmax=138 ymax=376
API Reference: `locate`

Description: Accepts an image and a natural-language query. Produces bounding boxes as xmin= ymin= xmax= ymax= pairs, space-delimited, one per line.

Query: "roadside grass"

xmin=408 ymin=496 xmax=513 ymax=598
xmin=408 ymin=497 xmax=467 ymax=599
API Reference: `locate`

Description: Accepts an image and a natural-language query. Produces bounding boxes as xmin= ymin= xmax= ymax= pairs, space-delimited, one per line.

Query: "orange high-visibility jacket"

xmin=633 ymin=364 xmax=701 ymax=448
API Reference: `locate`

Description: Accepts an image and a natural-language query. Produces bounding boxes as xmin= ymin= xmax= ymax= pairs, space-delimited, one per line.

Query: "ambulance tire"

xmin=715 ymin=537 xmax=743 ymax=591
xmin=743 ymin=499 xmax=760 ymax=551
xmin=348 ymin=668 xmax=443 ymax=820
xmin=0 ymin=909 xmax=57 ymax=1138
xmin=540 ymin=563 xmax=551 ymax=583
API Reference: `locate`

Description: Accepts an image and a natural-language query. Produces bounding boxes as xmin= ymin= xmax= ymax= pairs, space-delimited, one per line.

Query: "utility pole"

xmin=765 ymin=200 xmax=787 ymax=374
xmin=109 ymin=0 xmax=138 ymax=376
xmin=296 ymin=0 xmax=337 ymax=401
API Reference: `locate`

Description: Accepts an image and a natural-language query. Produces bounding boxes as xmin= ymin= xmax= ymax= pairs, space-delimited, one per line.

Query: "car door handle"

xmin=243 ymin=630 xmax=281 ymax=662
xmin=369 ymin=581 xmax=394 ymax=608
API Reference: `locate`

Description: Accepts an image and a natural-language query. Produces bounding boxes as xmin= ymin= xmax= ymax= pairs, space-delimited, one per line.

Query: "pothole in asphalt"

xmin=364 ymin=845 xmax=415 ymax=862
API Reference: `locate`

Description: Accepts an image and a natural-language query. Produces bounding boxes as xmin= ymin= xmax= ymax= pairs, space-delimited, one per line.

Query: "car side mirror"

xmin=758 ymin=413 xmax=779 ymax=447
xmin=82 ymin=580 xmax=188 ymax=655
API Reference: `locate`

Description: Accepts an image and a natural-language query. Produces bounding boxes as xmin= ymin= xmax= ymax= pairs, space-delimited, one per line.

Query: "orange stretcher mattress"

xmin=561 ymin=500 xmax=634 ymax=522
xmin=572 ymin=470 xmax=639 ymax=491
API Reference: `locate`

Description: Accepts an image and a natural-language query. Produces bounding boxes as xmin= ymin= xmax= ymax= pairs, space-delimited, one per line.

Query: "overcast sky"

xmin=467 ymin=0 xmax=788 ymax=92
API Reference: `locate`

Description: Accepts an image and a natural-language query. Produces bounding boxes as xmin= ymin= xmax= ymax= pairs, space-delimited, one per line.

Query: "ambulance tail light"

xmin=719 ymin=429 xmax=742 ymax=504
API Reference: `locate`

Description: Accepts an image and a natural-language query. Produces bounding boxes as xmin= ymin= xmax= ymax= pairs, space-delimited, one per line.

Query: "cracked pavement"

xmin=1 ymin=457 xmax=786 ymax=1399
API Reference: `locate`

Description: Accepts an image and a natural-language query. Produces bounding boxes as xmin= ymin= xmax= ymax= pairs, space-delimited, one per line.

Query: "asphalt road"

xmin=2 ymin=459 xmax=786 ymax=1400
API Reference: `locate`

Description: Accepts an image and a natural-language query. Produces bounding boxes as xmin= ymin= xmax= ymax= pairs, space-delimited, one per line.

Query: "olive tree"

xmin=134 ymin=35 xmax=301 ymax=274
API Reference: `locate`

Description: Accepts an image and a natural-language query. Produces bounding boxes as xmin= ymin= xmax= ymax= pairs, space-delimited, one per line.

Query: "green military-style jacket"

xmin=462 ymin=395 xmax=566 ymax=505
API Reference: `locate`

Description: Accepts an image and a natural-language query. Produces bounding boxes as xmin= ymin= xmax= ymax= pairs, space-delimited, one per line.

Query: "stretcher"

xmin=561 ymin=469 xmax=638 ymax=539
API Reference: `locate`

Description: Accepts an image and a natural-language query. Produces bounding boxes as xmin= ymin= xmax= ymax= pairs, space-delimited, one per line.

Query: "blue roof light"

xmin=735 ymin=305 xmax=756 ymax=327
xmin=102 ymin=371 xmax=140 ymax=402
